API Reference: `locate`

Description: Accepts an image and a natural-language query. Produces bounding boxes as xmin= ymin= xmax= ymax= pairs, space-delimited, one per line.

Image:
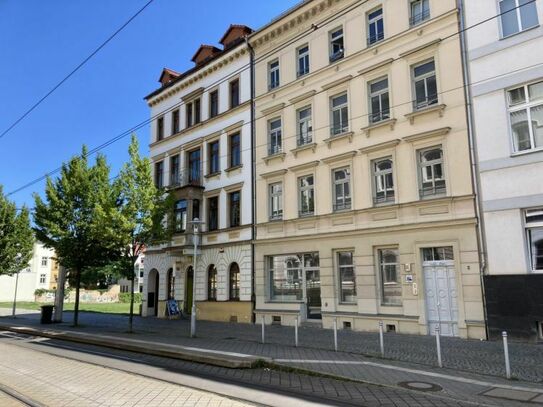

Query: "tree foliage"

xmin=0 ymin=185 xmax=34 ymax=276
xmin=33 ymin=147 xmax=121 ymax=326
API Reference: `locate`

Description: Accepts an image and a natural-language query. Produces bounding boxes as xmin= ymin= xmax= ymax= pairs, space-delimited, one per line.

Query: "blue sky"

xmin=0 ymin=0 xmax=299 ymax=208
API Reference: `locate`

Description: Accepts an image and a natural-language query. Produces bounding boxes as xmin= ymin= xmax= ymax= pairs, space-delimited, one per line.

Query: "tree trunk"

xmin=73 ymin=268 xmax=81 ymax=327
xmin=128 ymin=267 xmax=135 ymax=333
xmin=53 ymin=266 xmax=67 ymax=323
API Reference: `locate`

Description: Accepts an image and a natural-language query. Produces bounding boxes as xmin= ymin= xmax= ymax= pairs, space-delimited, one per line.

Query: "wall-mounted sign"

xmin=405 ymin=274 xmax=414 ymax=283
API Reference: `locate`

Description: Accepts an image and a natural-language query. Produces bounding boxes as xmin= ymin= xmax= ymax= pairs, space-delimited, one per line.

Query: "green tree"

xmin=0 ymin=186 xmax=34 ymax=276
xmin=109 ymin=134 xmax=171 ymax=332
xmin=33 ymin=148 xmax=121 ymax=326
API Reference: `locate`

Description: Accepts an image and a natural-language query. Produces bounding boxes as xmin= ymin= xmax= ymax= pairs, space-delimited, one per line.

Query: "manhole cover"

xmin=398 ymin=381 xmax=443 ymax=392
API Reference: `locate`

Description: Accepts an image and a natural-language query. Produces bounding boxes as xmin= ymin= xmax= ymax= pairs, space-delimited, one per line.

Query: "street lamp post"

xmin=190 ymin=217 xmax=204 ymax=338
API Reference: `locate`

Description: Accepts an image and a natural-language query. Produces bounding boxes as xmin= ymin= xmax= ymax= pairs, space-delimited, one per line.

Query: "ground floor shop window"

xmin=526 ymin=208 xmax=543 ymax=272
xmin=267 ymin=253 xmax=319 ymax=302
xmin=378 ymin=248 xmax=402 ymax=305
xmin=337 ymin=251 xmax=356 ymax=303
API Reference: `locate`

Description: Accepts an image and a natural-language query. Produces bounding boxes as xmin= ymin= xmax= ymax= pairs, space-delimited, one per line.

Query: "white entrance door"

xmin=423 ymin=249 xmax=459 ymax=337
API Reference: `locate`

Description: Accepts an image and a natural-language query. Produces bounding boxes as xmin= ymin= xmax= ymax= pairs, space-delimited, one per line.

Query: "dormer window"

xmin=329 ymin=28 xmax=344 ymax=62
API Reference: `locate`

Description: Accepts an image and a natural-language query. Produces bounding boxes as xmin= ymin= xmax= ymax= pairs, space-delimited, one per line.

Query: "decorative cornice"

xmin=263 ymin=151 xmax=286 ymax=164
xmin=402 ymin=127 xmax=451 ymax=143
xmin=223 ymin=120 xmax=244 ymax=134
xmin=290 ymin=142 xmax=317 ymax=157
xmin=323 ymin=131 xmax=354 ymax=148
xmin=289 ymin=90 xmax=317 ymax=105
xmin=181 ymin=87 xmax=204 ymax=102
xmin=359 ymin=139 xmax=401 ymax=154
xmin=260 ymin=169 xmax=288 ymax=179
xmin=361 ymin=118 xmax=397 ymax=136
xmin=181 ymin=136 xmax=204 ymax=151
xmin=260 ymin=103 xmax=286 ymax=116
xmin=358 ymin=58 xmax=394 ymax=76
xmin=288 ymin=160 xmax=320 ymax=172
xmin=321 ymin=150 xmax=357 ymax=165
xmin=399 ymin=38 xmax=442 ymax=58
xmin=404 ymin=104 xmax=446 ymax=124
xmin=321 ymin=74 xmax=353 ymax=91
xmin=223 ymin=181 xmax=244 ymax=192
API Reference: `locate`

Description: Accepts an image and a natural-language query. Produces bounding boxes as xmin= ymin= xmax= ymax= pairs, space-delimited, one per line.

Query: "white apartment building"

xmin=0 ymin=242 xmax=56 ymax=302
xmin=463 ymin=0 xmax=543 ymax=340
xmin=118 ymin=253 xmax=145 ymax=294
xmin=142 ymin=25 xmax=255 ymax=322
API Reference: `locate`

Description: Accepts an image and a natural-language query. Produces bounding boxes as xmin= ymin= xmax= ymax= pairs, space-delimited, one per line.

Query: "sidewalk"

xmin=1 ymin=309 xmax=543 ymax=406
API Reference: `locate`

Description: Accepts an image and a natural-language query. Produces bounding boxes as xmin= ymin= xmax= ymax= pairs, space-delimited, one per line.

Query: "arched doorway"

xmin=184 ymin=266 xmax=194 ymax=314
xmin=147 ymin=269 xmax=159 ymax=317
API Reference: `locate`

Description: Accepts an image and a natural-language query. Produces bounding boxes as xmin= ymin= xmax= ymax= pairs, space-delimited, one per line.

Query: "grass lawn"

xmin=0 ymin=301 xmax=140 ymax=315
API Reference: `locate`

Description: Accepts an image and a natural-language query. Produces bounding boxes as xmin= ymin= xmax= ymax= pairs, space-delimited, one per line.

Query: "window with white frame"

xmin=40 ymin=274 xmax=46 ymax=284
xmin=332 ymin=168 xmax=351 ymax=211
xmin=330 ymin=93 xmax=349 ymax=136
xmin=297 ymin=45 xmax=310 ymax=77
xmin=297 ymin=106 xmax=313 ymax=146
xmin=412 ymin=59 xmax=438 ymax=110
xmin=372 ymin=157 xmax=395 ymax=204
xmin=418 ymin=146 xmax=446 ymax=197
xmin=410 ymin=0 xmax=430 ymax=26
xmin=41 ymin=256 xmax=48 ymax=267
xmin=367 ymin=7 xmax=384 ymax=45
xmin=299 ymin=174 xmax=315 ymax=216
xmin=267 ymin=254 xmax=303 ymax=301
xmin=329 ymin=27 xmax=344 ymax=62
xmin=500 ymin=0 xmax=539 ymax=38
xmin=337 ymin=251 xmax=356 ymax=303
xmin=174 ymin=199 xmax=187 ymax=232
xmin=378 ymin=248 xmax=402 ymax=305
xmin=369 ymin=77 xmax=390 ymax=123
xmin=526 ymin=208 xmax=543 ymax=272
xmin=269 ymin=59 xmax=280 ymax=90
xmin=508 ymin=80 xmax=543 ymax=152
xmin=269 ymin=182 xmax=283 ymax=220
xmin=268 ymin=118 xmax=282 ymax=155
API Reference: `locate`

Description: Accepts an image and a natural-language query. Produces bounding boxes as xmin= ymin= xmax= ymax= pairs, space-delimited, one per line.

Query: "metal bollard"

xmin=295 ymin=316 xmax=299 ymax=347
xmin=333 ymin=318 xmax=338 ymax=352
xmin=261 ymin=315 xmax=265 ymax=344
xmin=502 ymin=331 xmax=511 ymax=379
xmin=379 ymin=321 xmax=385 ymax=357
xmin=435 ymin=325 xmax=443 ymax=368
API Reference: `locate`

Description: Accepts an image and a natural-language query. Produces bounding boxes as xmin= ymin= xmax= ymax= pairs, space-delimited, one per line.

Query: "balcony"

xmin=168 ymin=168 xmax=203 ymax=189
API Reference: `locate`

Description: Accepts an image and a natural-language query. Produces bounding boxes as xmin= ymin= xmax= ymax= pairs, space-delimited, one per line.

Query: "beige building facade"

xmin=250 ymin=0 xmax=485 ymax=339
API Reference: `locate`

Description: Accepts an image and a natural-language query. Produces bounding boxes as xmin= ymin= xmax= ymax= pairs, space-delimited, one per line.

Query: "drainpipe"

xmin=246 ymin=36 xmax=256 ymax=323
xmin=457 ymin=0 xmax=489 ymax=340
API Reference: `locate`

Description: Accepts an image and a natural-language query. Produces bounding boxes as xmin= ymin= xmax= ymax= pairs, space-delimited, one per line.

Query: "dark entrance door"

xmin=306 ymin=269 xmax=322 ymax=319
xmin=153 ymin=271 xmax=159 ymax=316
xmin=184 ymin=266 xmax=194 ymax=314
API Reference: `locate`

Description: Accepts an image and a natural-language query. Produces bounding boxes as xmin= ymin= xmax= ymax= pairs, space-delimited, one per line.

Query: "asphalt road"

xmin=0 ymin=330 xmax=507 ymax=407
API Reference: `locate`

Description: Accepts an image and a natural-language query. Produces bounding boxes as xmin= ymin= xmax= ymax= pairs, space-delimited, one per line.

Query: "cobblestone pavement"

xmin=0 ymin=331 xmax=493 ymax=407
xmin=0 ymin=339 xmax=255 ymax=407
xmin=4 ymin=310 xmax=540 ymax=383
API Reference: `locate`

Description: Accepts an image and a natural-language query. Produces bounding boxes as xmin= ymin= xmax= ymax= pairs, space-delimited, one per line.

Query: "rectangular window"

xmin=188 ymin=149 xmax=201 ymax=185
xmin=268 ymin=118 xmax=282 ymax=155
xmin=413 ymin=60 xmax=438 ymax=110
xmin=156 ymin=116 xmax=164 ymax=141
xmin=297 ymin=106 xmax=313 ymax=146
xmin=369 ymin=77 xmax=390 ymax=123
xmin=192 ymin=199 xmax=200 ymax=220
xmin=267 ymin=255 xmax=303 ymax=301
xmin=229 ymin=191 xmax=241 ymax=227
xmin=333 ymin=168 xmax=351 ymax=211
xmin=194 ymin=98 xmax=201 ymax=124
xmin=329 ymin=27 xmax=344 ymax=62
xmin=410 ymin=0 xmax=430 ymax=26
xmin=378 ymin=248 xmax=402 ymax=305
xmin=372 ymin=157 xmax=395 ymax=204
xmin=41 ymin=257 xmax=48 ymax=267
xmin=207 ymin=196 xmax=219 ymax=231
xmin=174 ymin=199 xmax=187 ymax=232
xmin=208 ymin=140 xmax=220 ymax=174
xmin=500 ymin=0 xmax=539 ymax=38
xmin=269 ymin=182 xmax=283 ymax=220
xmin=171 ymin=109 xmax=180 ymax=135
xmin=154 ymin=161 xmax=164 ymax=188
xmin=40 ymin=274 xmax=46 ymax=284
xmin=526 ymin=209 xmax=543 ymax=272
xmin=209 ymin=89 xmax=219 ymax=118
xmin=299 ymin=175 xmax=315 ymax=216
xmin=170 ymin=154 xmax=180 ymax=186
xmin=269 ymin=59 xmax=280 ymax=90
xmin=297 ymin=45 xmax=310 ymax=77
xmin=367 ymin=8 xmax=384 ymax=45
xmin=418 ymin=146 xmax=446 ymax=197
xmin=508 ymin=80 xmax=543 ymax=152
xmin=186 ymin=102 xmax=193 ymax=128
xmin=230 ymin=78 xmax=240 ymax=108
xmin=330 ymin=93 xmax=349 ymax=136
xmin=337 ymin=252 xmax=356 ymax=303
xmin=229 ymin=132 xmax=241 ymax=167
xmin=422 ymin=246 xmax=454 ymax=261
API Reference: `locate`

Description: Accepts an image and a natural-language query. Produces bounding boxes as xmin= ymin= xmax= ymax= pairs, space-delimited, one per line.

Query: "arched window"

xmin=208 ymin=265 xmax=217 ymax=301
xmin=229 ymin=263 xmax=240 ymax=301
xmin=167 ymin=268 xmax=175 ymax=300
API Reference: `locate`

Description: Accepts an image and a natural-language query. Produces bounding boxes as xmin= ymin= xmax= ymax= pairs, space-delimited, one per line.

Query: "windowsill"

xmin=299 ymin=212 xmax=315 ymax=218
xmin=291 ymin=142 xmax=317 ymax=157
xmin=268 ymin=216 xmax=283 ymax=222
xmin=419 ymin=193 xmax=447 ymax=200
xmin=324 ymin=131 xmax=354 ymax=148
xmin=380 ymin=303 xmax=403 ymax=307
xmin=361 ymin=118 xmax=397 ymax=136
xmin=511 ymin=146 xmax=543 ymax=157
xmin=373 ymin=200 xmax=396 ymax=207
xmin=265 ymin=300 xmax=304 ymax=304
xmin=500 ymin=24 xmax=540 ymax=41
xmin=263 ymin=151 xmax=286 ymax=164
xmin=204 ymin=171 xmax=221 ymax=179
xmin=405 ymin=104 xmax=446 ymax=124
xmin=333 ymin=207 xmax=352 ymax=213
xmin=225 ymin=164 xmax=243 ymax=173
xmin=338 ymin=301 xmax=357 ymax=306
